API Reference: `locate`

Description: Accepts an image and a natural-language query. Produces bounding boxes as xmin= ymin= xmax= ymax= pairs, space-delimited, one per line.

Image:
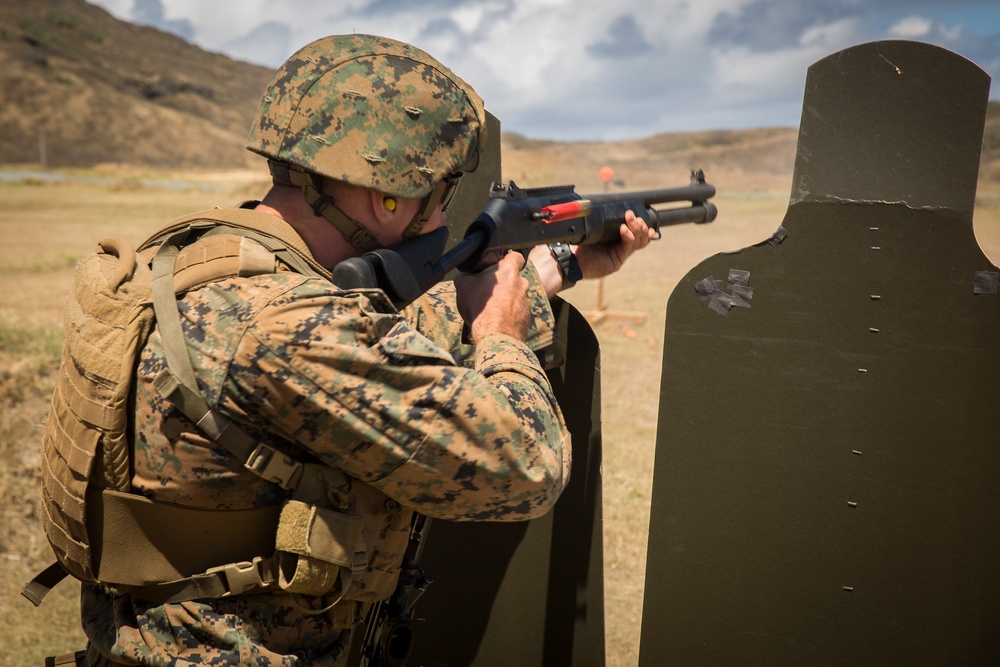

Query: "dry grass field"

xmin=1 ymin=155 xmax=998 ymax=666
xmin=2 ymin=6 xmax=997 ymax=662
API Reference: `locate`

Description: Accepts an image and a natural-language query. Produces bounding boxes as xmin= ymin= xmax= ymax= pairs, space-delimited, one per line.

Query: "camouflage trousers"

xmin=43 ymin=646 xmax=126 ymax=667
xmin=83 ymin=645 xmax=126 ymax=667
xmin=57 ymin=639 xmax=352 ymax=666
xmin=50 ymin=643 xmax=352 ymax=666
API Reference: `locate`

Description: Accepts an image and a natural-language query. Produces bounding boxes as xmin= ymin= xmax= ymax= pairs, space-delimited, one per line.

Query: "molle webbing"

xmin=135 ymin=216 xmax=366 ymax=604
xmin=170 ymin=234 xmax=278 ymax=294
xmin=26 ymin=209 xmax=343 ymax=607
xmin=27 ymin=209 xmax=378 ymax=608
xmin=37 ymin=238 xmax=154 ymax=590
xmin=139 ymin=206 xmax=334 ymax=282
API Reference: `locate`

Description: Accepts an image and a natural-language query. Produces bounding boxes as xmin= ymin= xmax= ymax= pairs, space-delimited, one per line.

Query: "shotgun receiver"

xmin=332 ymin=170 xmax=717 ymax=309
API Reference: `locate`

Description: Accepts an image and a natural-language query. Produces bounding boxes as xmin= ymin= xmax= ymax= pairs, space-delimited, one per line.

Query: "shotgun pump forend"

xmin=331 ymin=169 xmax=717 ymax=309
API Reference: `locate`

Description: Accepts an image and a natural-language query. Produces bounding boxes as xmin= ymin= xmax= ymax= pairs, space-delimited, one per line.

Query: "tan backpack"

xmin=24 ymin=209 xmax=375 ymax=608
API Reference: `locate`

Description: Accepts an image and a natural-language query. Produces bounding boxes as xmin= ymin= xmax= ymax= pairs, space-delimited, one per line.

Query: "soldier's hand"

xmin=574 ymin=208 xmax=654 ymax=280
xmin=528 ymin=209 xmax=655 ymax=297
xmin=455 ymin=251 xmax=531 ymax=343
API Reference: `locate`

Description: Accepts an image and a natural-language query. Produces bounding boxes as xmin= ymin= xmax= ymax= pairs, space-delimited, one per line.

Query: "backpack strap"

xmin=21 ymin=562 xmax=69 ymax=607
xmin=90 ymin=489 xmax=282 ymax=604
xmin=149 ymin=228 xmax=305 ymax=491
xmin=24 ymin=208 xmax=363 ymax=607
xmin=139 ymin=207 xmax=336 ymax=490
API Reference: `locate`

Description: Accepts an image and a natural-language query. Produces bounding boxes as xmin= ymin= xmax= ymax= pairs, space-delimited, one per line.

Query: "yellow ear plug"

xmin=384 ymin=197 xmax=396 ymax=212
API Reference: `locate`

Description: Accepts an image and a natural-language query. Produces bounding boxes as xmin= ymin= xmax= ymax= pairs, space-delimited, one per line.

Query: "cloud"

xmin=798 ymin=17 xmax=863 ymax=48
xmin=708 ymin=0 xmax=856 ymax=52
xmin=84 ymin=0 xmax=1000 ymax=140
xmin=132 ymin=0 xmax=195 ymax=41
xmin=220 ymin=21 xmax=293 ymax=67
xmin=586 ymin=15 xmax=653 ymax=59
xmin=888 ymin=16 xmax=935 ymax=39
xmin=353 ymin=0 xmax=509 ymax=23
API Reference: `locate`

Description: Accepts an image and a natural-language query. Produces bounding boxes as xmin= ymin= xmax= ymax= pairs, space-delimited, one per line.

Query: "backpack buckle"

xmin=246 ymin=443 xmax=304 ymax=490
xmin=206 ymin=557 xmax=269 ymax=597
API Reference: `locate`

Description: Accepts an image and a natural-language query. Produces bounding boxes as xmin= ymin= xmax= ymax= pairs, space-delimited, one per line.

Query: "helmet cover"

xmin=247 ymin=34 xmax=485 ymax=199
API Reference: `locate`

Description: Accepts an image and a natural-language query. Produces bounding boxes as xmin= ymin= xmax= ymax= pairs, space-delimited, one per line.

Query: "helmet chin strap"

xmin=268 ymin=161 xmax=383 ymax=253
xmin=400 ymin=178 xmax=449 ymax=239
xmin=268 ymin=161 xmax=449 ymax=251
xmin=401 ymin=173 xmax=463 ymax=239
xmin=400 ymin=201 xmax=434 ymax=239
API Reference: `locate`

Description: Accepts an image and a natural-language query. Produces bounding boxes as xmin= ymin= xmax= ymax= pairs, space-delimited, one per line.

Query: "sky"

xmin=87 ymin=0 xmax=1000 ymax=142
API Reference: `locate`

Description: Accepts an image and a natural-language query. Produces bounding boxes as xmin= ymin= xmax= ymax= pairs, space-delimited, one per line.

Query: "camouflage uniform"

xmin=79 ymin=222 xmax=570 ymax=665
xmin=77 ymin=34 xmax=568 ymax=666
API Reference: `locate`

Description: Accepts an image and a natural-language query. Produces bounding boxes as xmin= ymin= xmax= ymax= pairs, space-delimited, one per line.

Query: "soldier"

xmin=77 ymin=34 xmax=652 ymax=666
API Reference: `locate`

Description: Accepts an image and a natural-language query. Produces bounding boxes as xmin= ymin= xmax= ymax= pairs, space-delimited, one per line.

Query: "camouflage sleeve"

xmin=226 ymin=279 xmax=571 ymax=521
xmin=403 ymin=259 xmax=565 ymax=370
xmin=375 ymin=331 xmax=571 ymax=520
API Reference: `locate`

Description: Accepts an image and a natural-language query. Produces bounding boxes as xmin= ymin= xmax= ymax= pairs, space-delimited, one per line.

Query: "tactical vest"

xmin=24 ymin=206 xmax=413 ymax=611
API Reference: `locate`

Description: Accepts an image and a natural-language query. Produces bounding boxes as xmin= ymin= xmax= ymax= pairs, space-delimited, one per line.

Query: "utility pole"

xmin=38 ymin=127 xmax=48 ymax=169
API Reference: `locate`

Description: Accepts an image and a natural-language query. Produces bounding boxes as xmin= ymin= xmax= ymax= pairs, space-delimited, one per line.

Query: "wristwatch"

xmin=547 ymin=242 xmax=583 ymax=289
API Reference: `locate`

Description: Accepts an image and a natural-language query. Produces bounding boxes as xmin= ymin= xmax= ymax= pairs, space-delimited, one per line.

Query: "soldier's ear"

xmin=371 ymin=192 xmax=397 ymax=225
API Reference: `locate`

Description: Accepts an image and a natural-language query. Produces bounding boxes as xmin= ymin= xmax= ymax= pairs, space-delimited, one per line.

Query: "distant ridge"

xmin=0 ymin=0 xmax=996 ymax=191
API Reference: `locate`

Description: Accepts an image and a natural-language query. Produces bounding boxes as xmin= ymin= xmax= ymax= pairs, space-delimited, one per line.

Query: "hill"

xmin=0 ymin=0 xmax=272 ymax=168
xmin=500 ymin=126 xmax=801 ymax=194
xmin=501 ymin=100 xmax=1000 ymax=196
xmin=0 ymin=0 xmax=997 ymax=195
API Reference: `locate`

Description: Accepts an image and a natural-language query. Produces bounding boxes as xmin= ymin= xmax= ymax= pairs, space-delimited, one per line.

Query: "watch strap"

xmin=548 ymin=242 xmax=583 ymax=289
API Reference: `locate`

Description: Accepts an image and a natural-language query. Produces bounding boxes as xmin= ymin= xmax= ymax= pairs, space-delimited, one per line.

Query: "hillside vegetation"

xmin=2 ymin=0 xmax=998 ymax=193
xmin=2 ymin=6 xmax=1000 ymax=665
xmin=0 ymin=0 xmax=271 ymax=168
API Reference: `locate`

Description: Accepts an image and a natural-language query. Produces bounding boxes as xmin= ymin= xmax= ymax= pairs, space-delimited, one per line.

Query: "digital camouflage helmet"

xmin=247 ymin=34 xmax=486 ymax=251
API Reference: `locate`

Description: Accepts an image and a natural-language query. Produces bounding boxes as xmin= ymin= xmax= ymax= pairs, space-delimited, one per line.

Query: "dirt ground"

xmin=1 ymin=165 xmax=998 ymax=665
